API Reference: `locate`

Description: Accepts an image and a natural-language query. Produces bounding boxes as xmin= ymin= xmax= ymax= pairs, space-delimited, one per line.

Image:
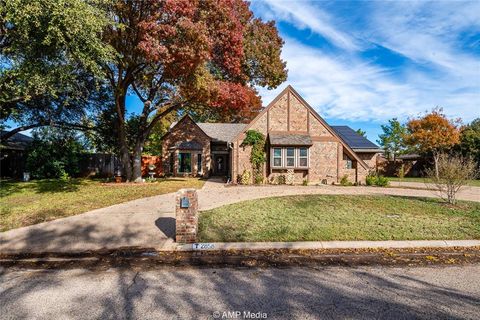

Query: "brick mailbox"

xmin=175 ymin=188 xmax=198 ymax=243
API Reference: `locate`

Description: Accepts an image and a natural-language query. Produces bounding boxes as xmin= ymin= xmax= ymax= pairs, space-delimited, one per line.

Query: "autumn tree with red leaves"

xmin=102 ymin=0 xmax=287 ymax=181
xmin=405 ymin=108 xmax=461 ymax=178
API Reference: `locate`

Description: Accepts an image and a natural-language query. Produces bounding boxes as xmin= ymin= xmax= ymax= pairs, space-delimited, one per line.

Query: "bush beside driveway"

xmin=198 ymin=195 xmax=480 ymax=242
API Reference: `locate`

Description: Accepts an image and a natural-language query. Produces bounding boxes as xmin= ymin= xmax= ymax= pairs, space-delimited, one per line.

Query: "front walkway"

xmin=1 ymin=179 xmax=479 ymax=254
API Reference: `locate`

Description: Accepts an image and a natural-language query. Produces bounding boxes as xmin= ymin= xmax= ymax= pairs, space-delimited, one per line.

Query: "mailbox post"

xmin=175 ymin=188 xmax=198 ymax=243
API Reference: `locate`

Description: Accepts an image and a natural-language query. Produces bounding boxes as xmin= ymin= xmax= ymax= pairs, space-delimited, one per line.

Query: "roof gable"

xmin=234 ymin=85 xmax=370 ymax=169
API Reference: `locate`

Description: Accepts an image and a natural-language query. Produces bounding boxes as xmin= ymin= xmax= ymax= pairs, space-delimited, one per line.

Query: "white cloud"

xmin=252 ymin=0 xmax=360 ymax=51
xmin=254 ymin=1 xmax=480 ymax=124
xmin=258 ymin=39 xmax=479 ymax=123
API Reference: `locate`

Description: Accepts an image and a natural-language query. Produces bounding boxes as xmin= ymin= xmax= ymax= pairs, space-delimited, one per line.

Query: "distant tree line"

xmin=377 ymin=109 xmax=480 ymax=177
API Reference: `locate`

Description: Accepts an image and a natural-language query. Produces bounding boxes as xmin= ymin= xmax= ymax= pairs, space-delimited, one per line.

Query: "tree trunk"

xmin=115 ymin=91 xmax=132 ymax=181
xmin=131 ymin=144 xmax=143 ymax=182
xmin=433 ymin=151 xmax=440 ymax=179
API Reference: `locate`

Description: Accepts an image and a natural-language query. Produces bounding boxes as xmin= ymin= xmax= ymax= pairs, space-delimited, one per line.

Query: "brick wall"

xmin=162 ymin=116 xmax=211 ymax=177
xmin=175 ymin=189 xmax=198 ymax=243
xmin=141 ymin=155 xmax=162 ymax=177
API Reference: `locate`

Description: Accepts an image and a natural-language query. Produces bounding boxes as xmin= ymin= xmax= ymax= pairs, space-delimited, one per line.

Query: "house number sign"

xmin=180 ymin=196 xmax=190 ymax=208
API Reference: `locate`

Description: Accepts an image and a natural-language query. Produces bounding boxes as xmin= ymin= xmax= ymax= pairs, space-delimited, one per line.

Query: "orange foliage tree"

xmin=405 ymin=108 xmax=461 ymax=178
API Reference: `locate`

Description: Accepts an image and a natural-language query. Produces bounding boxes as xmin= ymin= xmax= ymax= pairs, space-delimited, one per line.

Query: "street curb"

xmin=176 ymin=240 xmax=480 ymax=251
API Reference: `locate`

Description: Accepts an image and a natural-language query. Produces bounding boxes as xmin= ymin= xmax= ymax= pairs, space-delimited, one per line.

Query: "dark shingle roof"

xmin=197 ymin=123 xmax=246 ymax=143
xmin=269 ymin=133 xmax=313 ymax=146
xmin=1 ymin=131 xmax=34 ymax=150
xmin=331 ymin=126 xmax=380 ymax=151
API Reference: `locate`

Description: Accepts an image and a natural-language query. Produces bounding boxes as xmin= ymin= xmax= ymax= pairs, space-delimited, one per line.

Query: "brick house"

xmin=162 ymin=85 xmax=381 ymax=184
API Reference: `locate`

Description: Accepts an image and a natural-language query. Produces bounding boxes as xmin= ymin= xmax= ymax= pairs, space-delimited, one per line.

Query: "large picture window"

xmin=178 ymin=153 xmax=191 ymax=173
xmin=271 ymin=147 xmax=309 ymax=169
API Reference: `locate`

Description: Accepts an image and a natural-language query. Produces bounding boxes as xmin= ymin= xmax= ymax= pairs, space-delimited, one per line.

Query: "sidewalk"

xmin=177 ymin=239 xmax=480 ymax=251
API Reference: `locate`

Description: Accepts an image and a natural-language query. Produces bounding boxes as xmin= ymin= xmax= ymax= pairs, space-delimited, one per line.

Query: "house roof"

xmin=331 ymin=126 xmax=381 ymax=152
xmin=196 ymin=123 xmax=247 ymax=143
xmin=269 ymin=133 xmax=313 ymax=146
xmin=0 ymin=131 xmax=34 ymax=150
xmin=231 ymin=85 xmax=370 ymax=169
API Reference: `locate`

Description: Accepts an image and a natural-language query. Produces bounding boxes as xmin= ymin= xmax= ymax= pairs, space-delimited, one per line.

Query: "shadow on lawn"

xmin=0 ymin=179 xmax=84 ymax=197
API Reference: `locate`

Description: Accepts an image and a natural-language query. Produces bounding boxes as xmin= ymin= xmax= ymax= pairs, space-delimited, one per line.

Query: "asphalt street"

xmin=1 ymin=265 xmax=479 ymax=319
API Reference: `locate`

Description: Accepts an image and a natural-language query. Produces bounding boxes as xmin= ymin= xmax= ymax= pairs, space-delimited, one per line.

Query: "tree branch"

xmin=1 ymin=122 xmax=95 ymax=141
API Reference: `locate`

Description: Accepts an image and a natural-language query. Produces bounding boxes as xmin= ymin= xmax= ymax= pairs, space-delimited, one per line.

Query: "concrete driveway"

xmin=1 ymin=179 xmax=479 ymax=254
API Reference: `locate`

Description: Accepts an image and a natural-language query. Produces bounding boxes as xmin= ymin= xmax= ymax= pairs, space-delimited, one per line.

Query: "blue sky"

xmin=7 ymin=1 xmax=479 ymax=143
xmin=249 ymin=0 xmax=480 ymax=141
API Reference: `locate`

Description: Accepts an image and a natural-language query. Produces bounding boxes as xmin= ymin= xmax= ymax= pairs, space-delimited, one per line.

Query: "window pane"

xmin=286 ymin=148 xmax=294 ymax=157
xmin=273 ymin=148 xmax=282 ymax=157
xmin=197 ymin=154 xmax=202 ymax=172
xmin=286 ymin=158 xmax=295 ymax=167
xmin=178 ymin=153 xmax=191 ymax=172
xmin=299 ymin=148 xmax=308 ymax=157
xmin=273 ymin=158 xmax=282 ymax=167
xmin=299 ymin=158 xmax=308 ymax=167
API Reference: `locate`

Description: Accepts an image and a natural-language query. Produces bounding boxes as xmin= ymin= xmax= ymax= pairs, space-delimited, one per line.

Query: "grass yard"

xmin=198 ymin=195 xmax=480 ymax=242
xmin=0 ymin=178 xmax=204 ymax=231
xmin=388 ymin=177 xmax=480 ymax=187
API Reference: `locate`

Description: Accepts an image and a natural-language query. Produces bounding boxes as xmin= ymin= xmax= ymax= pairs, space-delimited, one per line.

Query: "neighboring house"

xmin=162 ymin=86 xmax=382 ymax=184
xmin=0 ymin=131 xmax=33 ymax=178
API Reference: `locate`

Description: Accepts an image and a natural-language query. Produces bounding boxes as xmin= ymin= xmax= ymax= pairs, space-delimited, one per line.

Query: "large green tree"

xmin=377 ymin=118 xmax=407 ymax=161
xmin=0 ymin=0 xmax=113 ymax=140
xmin=102 ymin=0 xmax=287 ymax=181
xmin=457 ymin=118 xmax=480 ymax=166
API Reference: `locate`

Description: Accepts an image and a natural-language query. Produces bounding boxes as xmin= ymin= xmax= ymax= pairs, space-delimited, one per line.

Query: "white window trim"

xmin=298 ymin=147 xmax=309 ymax=168
xmin=272 ymin=147 xmax=283 ymax=168
xmin=285 ymin=147 xmax=295 ymax=168
xmin=271 ymin=147 xmax=309 ymax=169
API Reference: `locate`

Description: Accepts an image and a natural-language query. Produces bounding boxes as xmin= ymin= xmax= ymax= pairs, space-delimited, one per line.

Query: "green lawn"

xmin=388 ymin=177 xmax=480 ymax=187
xmin=198 ymin=195 xmax=480 ymax=242
xmin=0 ymin=178 xmax=204 ymax=231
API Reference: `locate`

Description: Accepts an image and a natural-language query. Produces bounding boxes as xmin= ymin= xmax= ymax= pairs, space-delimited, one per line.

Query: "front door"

xmin=213 ymin=154 xmax=227 ymax=176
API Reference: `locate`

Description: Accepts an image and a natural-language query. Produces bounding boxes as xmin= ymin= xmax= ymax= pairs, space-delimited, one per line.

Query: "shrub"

xmin=285 ymin=169 xmax=295 ymax=185
xmin=340 ymin=175 xmax=353 ymax=186
xmin=366 ymin=174 xmax=389 ymax=187
xmin=254 ymin=175 xmax=263 ymax=184
xmin=375 ymin=175 xmax=389 ymax=187
xmin=302 ymin=179 xmax=308 ymax=186
xmin=240 ymin=170 xmax=252 ymax=185
xmin=425 ymin=152 xmax=478 ymax=205
xmin=397 ymin=164 xmax=405 ymax=179
xmin=277 ymin=174 xmax=286 ymax=185
xmin=26 ymin=128 xmax=84 ymax=179
xmin=366 ymin=175 xmax=376 ymax=186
